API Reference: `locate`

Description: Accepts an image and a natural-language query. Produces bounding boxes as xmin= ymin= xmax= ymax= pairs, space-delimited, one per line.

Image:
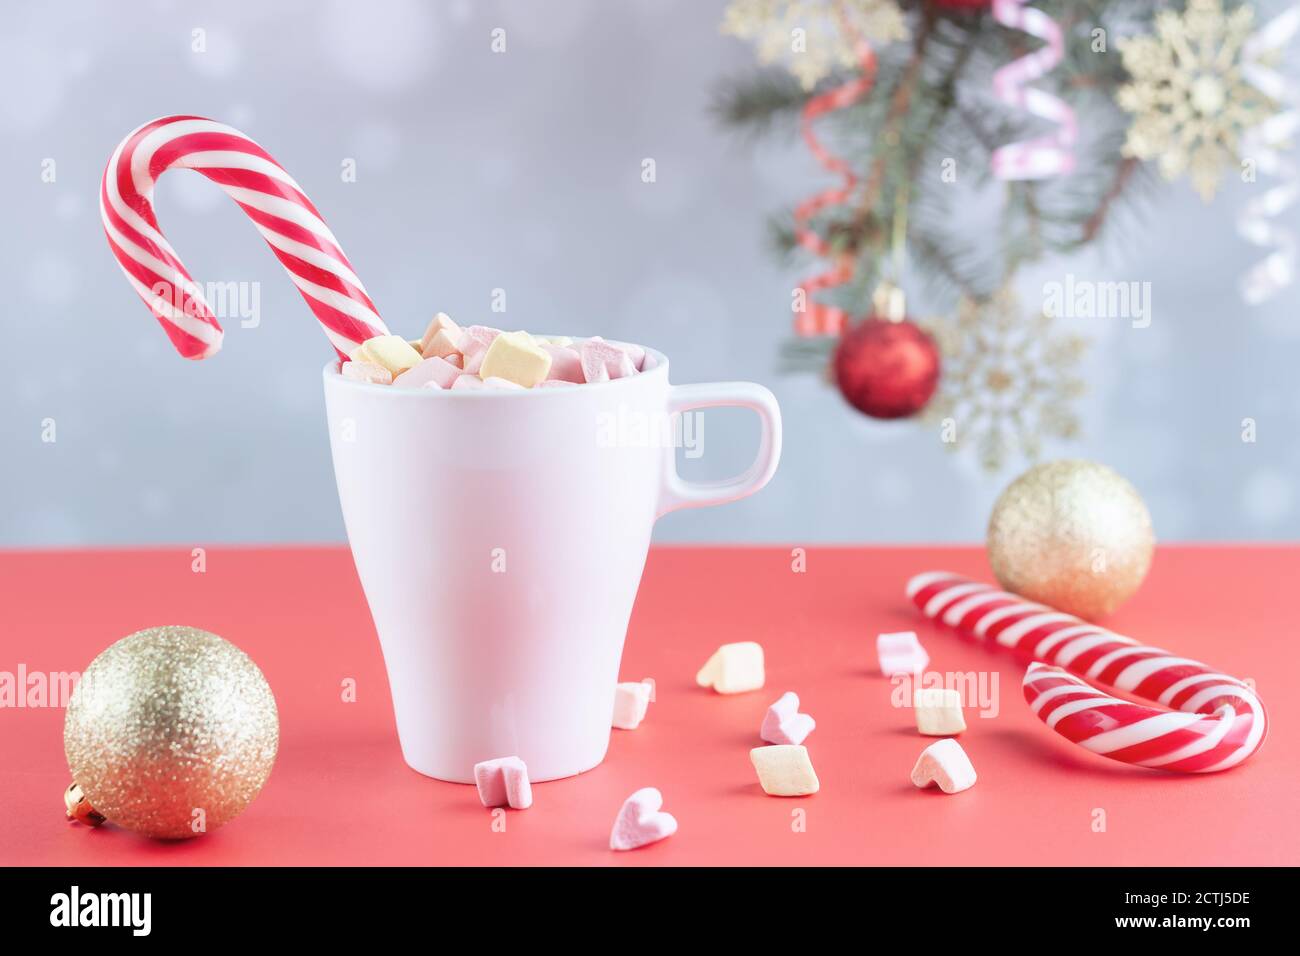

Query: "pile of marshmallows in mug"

xmin=340 ymin=313 xmax=651 ymax=390
xmin=477 ymin=633 xmax=977 ymax=853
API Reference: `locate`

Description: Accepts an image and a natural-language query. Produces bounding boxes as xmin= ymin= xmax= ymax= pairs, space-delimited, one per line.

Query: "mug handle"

xmin=657 ymin=382 xmax=782 ymax=517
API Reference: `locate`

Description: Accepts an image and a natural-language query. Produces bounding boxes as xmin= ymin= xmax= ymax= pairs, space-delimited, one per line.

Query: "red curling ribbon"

xmin=792 ymin=41 xmax=878 ymax=338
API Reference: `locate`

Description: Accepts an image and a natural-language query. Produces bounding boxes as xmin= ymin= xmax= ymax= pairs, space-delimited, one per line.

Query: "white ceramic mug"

xmin=323 ymin=345 xmax=781 ymax=782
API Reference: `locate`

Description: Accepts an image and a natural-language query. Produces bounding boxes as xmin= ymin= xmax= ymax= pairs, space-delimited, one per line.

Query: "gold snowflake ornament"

xmin=1117 ymin=0 xmax=1278 ymax=201
xmin=925 ymin=285 xmax=1087 ymax=472
xmin=721 ymin=0 xmax=908 ymax=90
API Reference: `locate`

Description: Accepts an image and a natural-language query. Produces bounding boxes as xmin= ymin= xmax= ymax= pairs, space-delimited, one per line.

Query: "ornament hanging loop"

xmin=872 ymin=280 xmax=907 ymax=321
xmin=64 ymin=782 xmax=106 ymax=828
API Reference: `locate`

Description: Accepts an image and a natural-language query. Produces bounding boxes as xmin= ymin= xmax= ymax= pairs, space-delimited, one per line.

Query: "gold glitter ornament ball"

xmin=64 ymin=626 xmax=278 ymax=840
xmin=987 ymin=460 xmax=1155 ymax=620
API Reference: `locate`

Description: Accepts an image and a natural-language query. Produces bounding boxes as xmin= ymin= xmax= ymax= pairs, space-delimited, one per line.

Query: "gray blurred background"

xmin=2 ymin=0 xmax=1297 ymax=547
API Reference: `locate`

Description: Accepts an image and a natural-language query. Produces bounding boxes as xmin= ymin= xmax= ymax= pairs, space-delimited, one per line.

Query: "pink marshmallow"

xmin=451 ymin=374 xmax=486 ymax=390
xmin=464 ymin=325 xmax=503 ymax=342
xmin=419 ymin=313 xmax=464 ymax=357
xmin=340 ymin=361 xmax=393 ymax=385
xmin=422 ymin=328 xmax=464 ymax=360
xmin=460 ymin=326 xmax=501 ymax=375
xmin=541 ymin=343 xmax=584 ymax=383
xmin=446 ymin=352 xmax=464 ymax=369
xmin=392 ymin=355 xmax=463 ymax=390
xmin=580 ymin=353 xmax=606 ymax=382
xmin=482 ymin=376 xmax=524 ymax=390
xmin=610 ymin=787 xmax=677 ymax=851
xmin=473 ymin=756 xmax=533 ymax=809
xmin=601 ymin=341 xmax=637 ymax=379
xmin=535 ymin=379 xmax=576 ymax=388
xmin=579 ymin=338 xmax=636 ymax=383
xmin=760 ymin=691 xmax=816 ymax=746
xmin=462 ymin=342 xmax=488 ymax=375
xmin=877 ymin=631 xmax=930 ymax=677
xmin=610 ymin=340 xmax=647 ymax=371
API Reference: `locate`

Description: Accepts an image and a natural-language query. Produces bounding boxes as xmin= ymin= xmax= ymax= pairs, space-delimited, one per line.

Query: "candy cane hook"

xmin=907 ymin=572 xmax=1267 ymax=773
xmin=989 ymin=0 xmax=1077 ymax=180
xmin=101 ymin=115 xmax=388 ymax=360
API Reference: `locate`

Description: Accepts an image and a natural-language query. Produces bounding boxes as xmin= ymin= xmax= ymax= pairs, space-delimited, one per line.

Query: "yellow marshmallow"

xmin=479 ymin=330 xmax=553 ymax=388
xmin=354 ymin=335 xmax=422 ymax=376
xmin=750 ymin=745 xmax=819 ymax=796
xmin=695 ymin=641 xmax=765 ymax=694
xmin=914 ymin=688 xmax=966 ymax=736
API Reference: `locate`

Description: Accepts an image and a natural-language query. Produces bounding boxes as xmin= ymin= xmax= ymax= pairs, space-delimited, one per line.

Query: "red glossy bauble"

xmin=832 ymin=316 xmax=941 ymax=419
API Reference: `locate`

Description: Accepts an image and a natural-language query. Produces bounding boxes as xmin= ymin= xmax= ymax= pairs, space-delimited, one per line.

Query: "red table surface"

xmin=0 ymin=545 xmax=1295 ymax=867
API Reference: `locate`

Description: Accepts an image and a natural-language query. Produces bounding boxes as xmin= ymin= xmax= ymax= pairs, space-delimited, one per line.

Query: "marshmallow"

xmin=462 ymin=347 xmax=486 ymax=375
xmin=914 ymin=687 xmax=966 ymax=736
xmin=750 ymin=745 xmax=820 ymax=796
xmin=610 ymin=787 xmax=677 ymax=851
xmin=393 ymin=355 xmax=463 ymax=390
xmin=480 ymin=330 xmax=553 ymax=387
xmin=610 ymin=339 xmax=647 ymax=371
xmin=460 ymin=326 xmax=502 ymax=375
xmin=419 ymin=312 xmax=464 ymax=357
xmin=352 ymin=334 xmax=423 ymax=376
xmin=695 ymin=641 xmax=765 ymax=694
xmin=340 ymin=322 xmax=648 ymax=390
xmin=760 ymin=691 xmax=815 ymax=746
xmin=911 ymin=739 xmax=977 ymax=794
xmin=451 ymin=374 xmax=486 ymax=390
xmin=473 ymin=756 xmax=533 ymax=809
xmin=877 ymin=631 xmax=930 ymax=677
xmin=423 ymin=330 xmax=463 ymax=360
xmin=580 ymin=337 xmax=637 ymax=383
xmin=612 ymin=681 xmax=653 ymax=730
xmin=541 ymin=342 xmax=584 ymax=383
xmin=340 ymin=360 xmax=393 ymax=385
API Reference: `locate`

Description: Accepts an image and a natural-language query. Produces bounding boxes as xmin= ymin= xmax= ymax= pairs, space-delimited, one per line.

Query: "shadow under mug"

xmin=323 ymin=345 xmax=781 ymax=782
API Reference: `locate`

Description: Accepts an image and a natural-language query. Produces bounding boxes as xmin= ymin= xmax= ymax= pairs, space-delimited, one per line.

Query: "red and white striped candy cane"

xmin=906 ymin=572 xmax=1267 ymax=773
xmin=101 ymin=115 xmax=388 ymax=360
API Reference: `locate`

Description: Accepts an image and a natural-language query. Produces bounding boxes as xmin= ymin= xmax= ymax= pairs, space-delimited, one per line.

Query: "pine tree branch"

xmin=710 ymin=69 xmax=808 ymax=138
xmin=1081 ymin=156 xmax=1138 ymax=243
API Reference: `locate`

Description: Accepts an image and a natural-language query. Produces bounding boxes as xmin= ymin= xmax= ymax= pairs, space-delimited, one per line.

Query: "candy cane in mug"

xmin=101 ymin=115 xmax=388 ymax=360
xmin=906 ymin=572 xmax=1267 ymax=773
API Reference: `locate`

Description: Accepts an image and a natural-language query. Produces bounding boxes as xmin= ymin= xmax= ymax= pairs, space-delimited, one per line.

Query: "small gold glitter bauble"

xmin=64 ymin=626 xmax=278 ymax=840
xmin=987 ymin=460 xmax=1155 ymax=620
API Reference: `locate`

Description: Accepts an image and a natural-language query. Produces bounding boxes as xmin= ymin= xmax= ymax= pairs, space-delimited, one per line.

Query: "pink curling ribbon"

xmin=792 ymin=40 xmax=878 ymax=337
xmin=907 ymin=572 xmax=1267 ymax=773
xmin=102 ymin=115 xmax=388 ymax=360
xmin=1238 ymin=5 xmax=1300 ymax=305
xmin=989 ymin=0 xmax=1077 ymax=180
